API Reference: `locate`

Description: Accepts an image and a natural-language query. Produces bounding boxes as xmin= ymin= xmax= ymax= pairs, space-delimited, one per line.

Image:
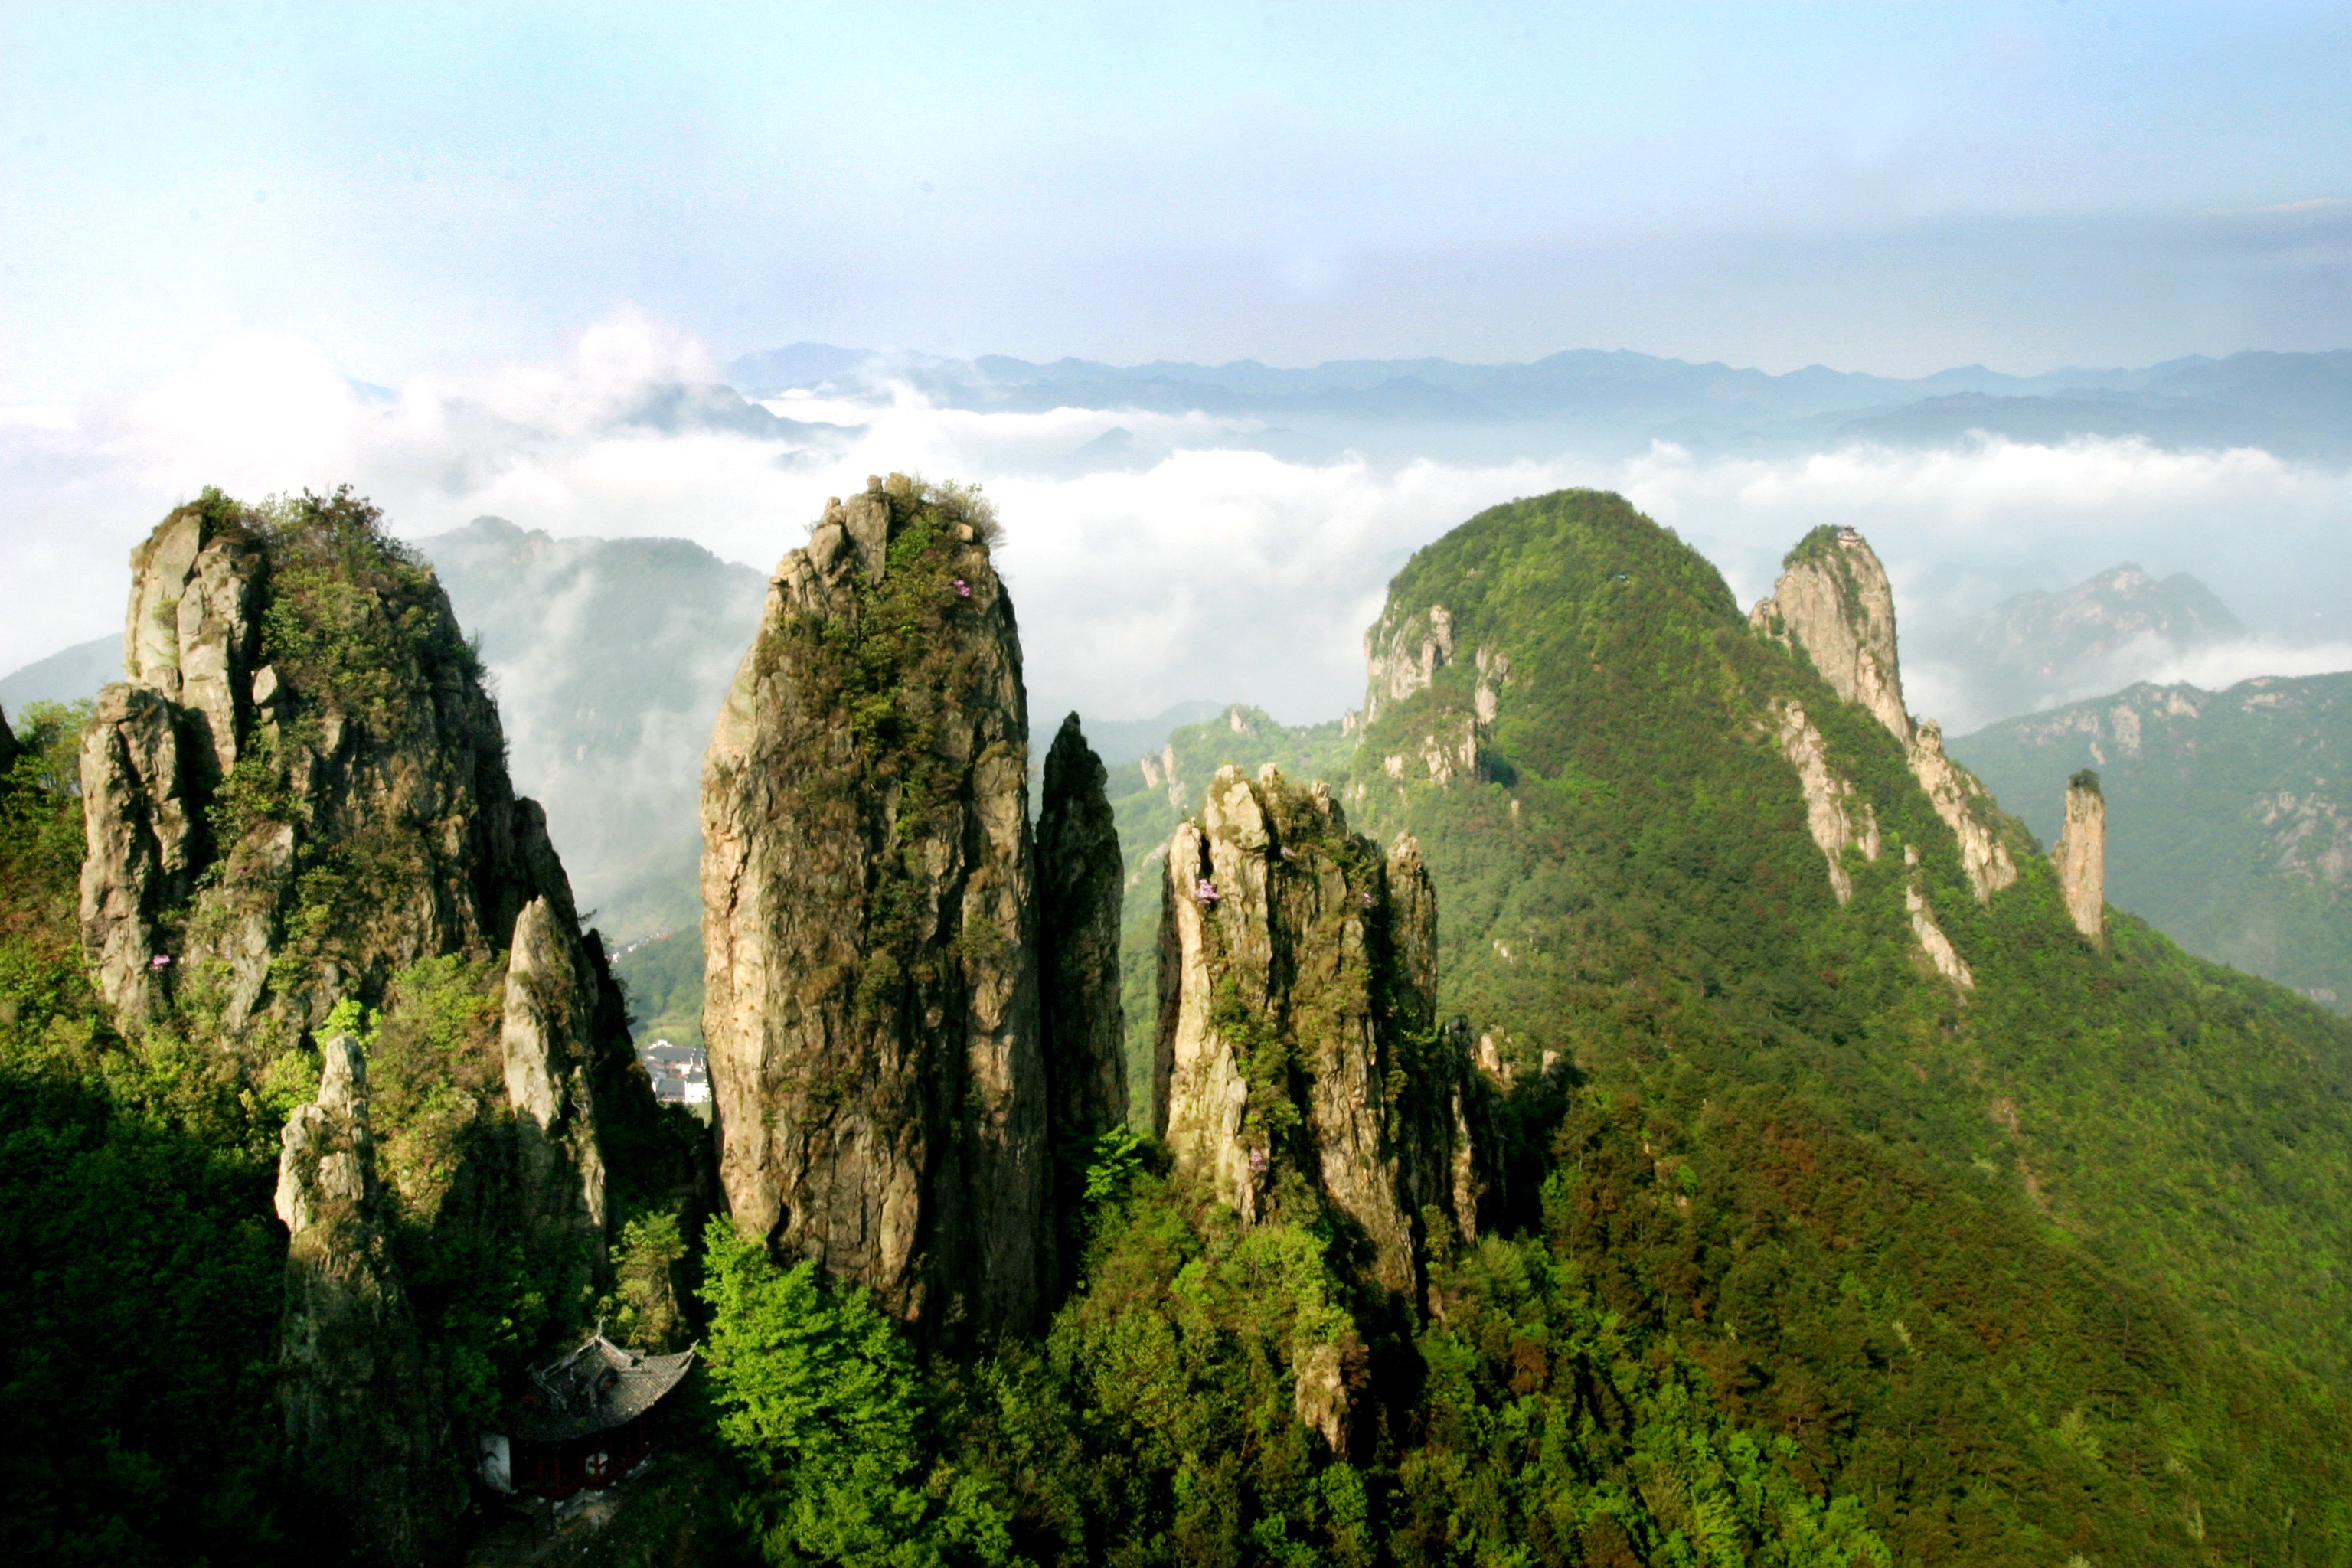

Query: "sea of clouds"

xmin=8 ymin=309 xmax=2350 ymax=742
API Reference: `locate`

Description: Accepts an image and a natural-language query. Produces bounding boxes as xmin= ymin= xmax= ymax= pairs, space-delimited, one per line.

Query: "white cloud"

xmin=2141 ymin=638 xmax=2352 ymax=693
xmin=10 ymin=312 xmax=2352 ymax=746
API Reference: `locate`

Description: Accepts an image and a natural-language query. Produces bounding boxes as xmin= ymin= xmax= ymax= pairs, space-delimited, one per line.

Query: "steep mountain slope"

xmin=1335 ymin=490 xmax=2352 ymax=1563
xmin=1953 ymin=671 xmax=2352 ymax=1011
xmin=0 ymin=632 xmax=116 ymax=710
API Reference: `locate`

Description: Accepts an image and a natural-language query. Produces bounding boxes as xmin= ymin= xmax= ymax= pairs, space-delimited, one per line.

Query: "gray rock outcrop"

xmin=1768 ymin=698 xmax=1880 ymax=904
xmin=1154 ymin=763 xmax=1481 ymax=1298
xmin=276 ymin=1035 xmax=463 ymax=1566
xmin=1753 ymin=528 xmax=1912 ymax=743
xmin=501 ymin=896 xmax=612 ymax=1289
xmin=79 ymin=497 xmax=573 ymax=1034
xmin=1364 ymin=601 xmax=1455 ymax=724
xmin=1037 ymin=714 xmax=1130 ymax=1147
xmin=81 ymin=493 xmax=687 ymax=1563
xmin=1756 ymin=528 xmax=2018 ymax=903
xmin=701 ymin=474 xmax=1050 ymax=1336
xmin=1903 ymin=846 xmax=1976 ymax=991
xmin=2058 ymin=770 xmax=2107 ymax=946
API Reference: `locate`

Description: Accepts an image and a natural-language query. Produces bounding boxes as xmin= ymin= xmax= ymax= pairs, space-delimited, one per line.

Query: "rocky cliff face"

xmin=1037 ymin=714 xmax=1129 ymax=1147
xmin=79 ymin=493 xmax=571 ymax=1034
xmin=501 ymin=896 xmax=612 ymax=1292
xmin=1769 ymin=698 xmax=1881 ymax=905
xmin=701 ymin=475 xmax=1050 ymax=1335
xmin=1756 ymin=526 xmax=2018 ymax=903
xmin=1753 ymin=528 xmax=1913 ymax=744
xmin=1155 ymin=763 xmax=1481 ymax=1299
xmin=276 ymin=1034 xmax=463 ymax=1566
xmin=2059 ymin=771 xmax=2107 ymax=946
xmin=81 ymin=492 xmax=690 ymax=1563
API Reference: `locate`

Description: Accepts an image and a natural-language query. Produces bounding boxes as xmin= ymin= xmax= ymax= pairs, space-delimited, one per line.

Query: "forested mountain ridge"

xmin=1333 ymin=490 xmax=2352 ymax=1561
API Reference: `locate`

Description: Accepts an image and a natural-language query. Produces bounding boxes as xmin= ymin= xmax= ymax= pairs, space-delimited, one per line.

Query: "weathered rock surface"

xmin=276 ymin=1035 xmax=464 ymax=1566
xmin=1900 ymin=844 xmax=1975 ymax=990
xmin=2058 ymin=770 xmax=2107 ymax=946
xmin=1753 ymin=528 xmax=1912 ymax=744
xmin=1769 ymin=698 xmax=1880 ymax=904
xmin=80 ymin=498 xmax=574 ymax=1034
xmin=1154 ymin=763 xmax=1481 ymax=1297
xmin=85 ymin=494 xmax=695 ymax=1565
xmin=77 ymin=682 xmax=198 ymax=1019
xmin=1037 ymin=714 xmax=1129 ymax=1145
xmin=1907 ymin=721 xmax=2019 ymax=902
xmin=1756 ymin=528 xmax=2018 ymax=903
xmin=1364 ymin=601 xmax=1455 ymax=724
xmin=502 ymin=897 xmax=612 ymax=1287
xmin=701 ymin=474 xmax=1050 ymax=1335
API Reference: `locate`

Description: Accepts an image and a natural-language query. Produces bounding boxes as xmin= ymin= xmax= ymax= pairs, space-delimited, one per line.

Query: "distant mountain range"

xmin=730 ymin=344 xmax=2352 ymax=462
xmin=1919 ymin=562 xmax=2250 ymax=727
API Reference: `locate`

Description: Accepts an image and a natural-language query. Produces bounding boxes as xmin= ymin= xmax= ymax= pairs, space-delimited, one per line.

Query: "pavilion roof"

xmin=514 ymin=1330 xmax=697 ymax=1444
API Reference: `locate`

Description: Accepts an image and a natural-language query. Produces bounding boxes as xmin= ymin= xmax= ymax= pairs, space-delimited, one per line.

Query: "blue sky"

xmin=4 ymin=1 xmax=2348 ymax=395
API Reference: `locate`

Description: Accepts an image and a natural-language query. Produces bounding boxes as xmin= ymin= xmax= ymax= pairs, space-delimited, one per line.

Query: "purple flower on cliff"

xmin=149 ymin=953 xmax=172 ymax=970
xmin=1194 ymin=877 xmax=1219 ymax=907
xmin=952 ymin=577 xmax=971 ymax=598
xmin=1247 ymin=1148 xmax=1269 ymax=1175
xmin=1359 ymin=890 xmax=1376 ymax=908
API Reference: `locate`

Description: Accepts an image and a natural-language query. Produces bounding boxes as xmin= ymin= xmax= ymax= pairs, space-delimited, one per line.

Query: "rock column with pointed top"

xmin=2058 ymin=769 xmax=2107 ymax=946
xmin=501 ymin=896 xmax=612 ymax=1291
xmin=78 ymin=495 xmax=574 ymax=1034
xmin=275 ymin=1035 xmax=462 ymax=1566
xmin=1155 ymin=763 xmax=1478 ymax=1298
xmin=701 ymin=475 xmax=1049 ymax=1337
xmin=1037 ymin=713 xmax=1129 ymax=1170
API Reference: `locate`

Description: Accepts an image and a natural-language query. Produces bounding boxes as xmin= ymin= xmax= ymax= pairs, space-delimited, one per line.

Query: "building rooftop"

xmin=514 ymin=1331 xmax=696 ymax=1445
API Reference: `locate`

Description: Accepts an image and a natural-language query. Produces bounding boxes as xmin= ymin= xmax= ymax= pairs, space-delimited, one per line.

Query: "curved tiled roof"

xmin=514 ymin=1331 xmax=697 ymax=1443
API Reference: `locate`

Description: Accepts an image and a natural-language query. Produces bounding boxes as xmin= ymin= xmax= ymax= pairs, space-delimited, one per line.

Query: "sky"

xmin=3 ymin=2 xmax=2350 ymax=738
xmin=3 ymin=1 xmax=2349 ymax=394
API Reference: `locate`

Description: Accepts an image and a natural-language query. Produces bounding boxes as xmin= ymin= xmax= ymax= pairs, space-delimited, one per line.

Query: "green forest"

xmin=9 ymin=487 xmax=2352 ymax=1565
xmin=1955 ymin=671 xmax=2352 ymax=1013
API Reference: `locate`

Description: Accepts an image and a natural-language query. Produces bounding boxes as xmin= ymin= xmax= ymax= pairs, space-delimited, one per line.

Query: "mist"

xmin=8 ymin=309 xmax=2350 ymax=763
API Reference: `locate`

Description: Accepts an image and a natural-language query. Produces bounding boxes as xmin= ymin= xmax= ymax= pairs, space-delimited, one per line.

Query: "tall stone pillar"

xmin=2057 ymin=769 xmax=2106 ymax=946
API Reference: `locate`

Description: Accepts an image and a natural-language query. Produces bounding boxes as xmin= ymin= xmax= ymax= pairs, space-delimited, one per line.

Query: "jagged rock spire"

xmin=502 ymin=896 xmax=612 ymax=1290
xmin=1753 ymin=527 xmax=1912 ymax=745
xmin=275 ymin=1036 xmax=463 ymax=1566
xmin=1037 ymin=714 xmax=1129 ymax=1144
xmin=1756 ymin=526 xmax=2017 ymax=903
xmin=1155 ymin=763 xmax=1481 ymax=1298
xmin=701 ymin=474 xmax=1049 ymax=1336
xmin=2058 ymin=770 xmax=2107 ymax=946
